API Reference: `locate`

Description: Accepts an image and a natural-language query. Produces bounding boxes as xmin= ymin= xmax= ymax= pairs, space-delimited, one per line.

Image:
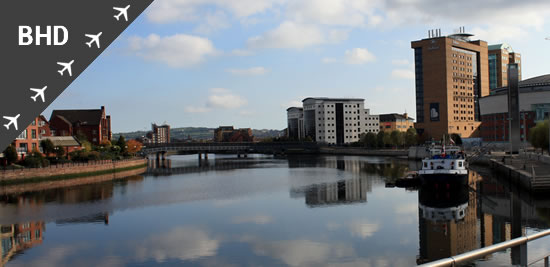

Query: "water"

xmin=1 ymin=154 xmax=550 ymax=266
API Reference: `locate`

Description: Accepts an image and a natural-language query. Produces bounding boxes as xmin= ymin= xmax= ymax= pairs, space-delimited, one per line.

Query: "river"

xmin=1 ymin=154 xmax=550 ymax=266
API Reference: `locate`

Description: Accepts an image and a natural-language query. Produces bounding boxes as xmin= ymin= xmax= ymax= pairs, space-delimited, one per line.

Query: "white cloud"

xmin=134 ymin=227 xmax=219 ymax=262
xmin=391 ymin=59 xmax=410 ymax=66
xmin=128 ymin=34 xmax=218 ymax=68
xmin=247 ymin=21 xmax=326 ymax=49
xmin=344 ymin=48 xmax=376 ymax=64
xmin=207 ymin=88 xmax=247 ymax=109
xmin=471 ymin=25 xmax=530 ymax=44
xmin=193 ymin=10 xmax=230 ymax=34
xmin=391 ymin=69 xmax=415 ymax=80
xmin=286 ymin=0 xmax=382 ymax=27
xmin=147 ymin=0 xmax=284 ymax=23
xmin=281 ymin=99 xmax=304 ymax=108
xmin=322 ymin=57 xmax=338 ymax=63
xmin=184 ymin=106 xmax=211 ymax=113
xmin=232 ymin=215 xmax=273 ymax=224
xmin=226 ymin=67 xmax=269 ymax=75
xmin=348 ymin=220 xmax=380 ymax=239
xmin=248 ymin=239 xmax=355 ymax=267
xmin=231 ymin=49 xmax=254 ymax=56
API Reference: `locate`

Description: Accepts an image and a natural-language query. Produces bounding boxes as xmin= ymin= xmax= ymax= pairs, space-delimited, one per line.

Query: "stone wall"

xmin=0 ymin=159 xmax=147 ymax=181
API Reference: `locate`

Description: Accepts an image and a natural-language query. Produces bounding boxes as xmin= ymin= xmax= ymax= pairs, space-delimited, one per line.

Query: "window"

xmin=17 ymin=129 xmax=27 ymax=139
xmin=31 ymin=129 xmax=37 ymax=139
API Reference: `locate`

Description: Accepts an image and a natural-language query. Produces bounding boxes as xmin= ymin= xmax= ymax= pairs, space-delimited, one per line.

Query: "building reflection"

xmin=1 ymin=221 xmax=45 ymax=267
xmin=417 ymin=172 xmax=480 ymax=264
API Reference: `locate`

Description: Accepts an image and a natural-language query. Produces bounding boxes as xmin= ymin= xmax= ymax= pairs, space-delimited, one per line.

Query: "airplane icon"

xmin=85 ymin=32 xmax=102 ymax=48
xmin=113 ymin=5 xmax=130 ymax=21
xmin=30 ymin=86 xmax=47 ymax=102
xmin=57 ymin=60 xmax=74 ymax=76
xmin=3 ymin=114 xmax=20 ymax=131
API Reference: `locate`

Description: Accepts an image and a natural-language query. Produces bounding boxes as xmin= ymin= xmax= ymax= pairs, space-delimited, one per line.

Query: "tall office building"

xmin=488 ymin=43 xmax=521 ymax=90
xmin=411 ymin=28 xmax=489 ymax=139
xmin=287 ymin=107 xmax=304 ymax=140
xmin=300 ymin=97 xmax=379 ymax=145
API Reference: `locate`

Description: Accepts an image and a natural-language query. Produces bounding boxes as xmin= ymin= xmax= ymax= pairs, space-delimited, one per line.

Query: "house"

xmin=49 ymin=106 xmax=112 ymax=145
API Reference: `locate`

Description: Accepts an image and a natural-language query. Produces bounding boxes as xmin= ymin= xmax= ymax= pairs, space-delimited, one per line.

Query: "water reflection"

xmin=1 ymin=155 xmax=550 ymax=266
xmin=1 ymin=221 xmax=44 ymax=266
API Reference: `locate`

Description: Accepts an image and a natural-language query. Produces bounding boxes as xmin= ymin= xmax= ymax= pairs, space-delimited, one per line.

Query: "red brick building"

xmin=214 ymin=126 xmax=254 ymax=142
xmin=37 ymin=115 xmax=51 ymax=138
xmin=49 ymin=106 xmax=112 ymax=145
xmin=12 ymin=117 xmax=40 ymax=158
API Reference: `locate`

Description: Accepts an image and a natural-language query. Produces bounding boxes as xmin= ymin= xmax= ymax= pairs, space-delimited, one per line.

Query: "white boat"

xmin=419 ymin=145 xmax=468 ymax=181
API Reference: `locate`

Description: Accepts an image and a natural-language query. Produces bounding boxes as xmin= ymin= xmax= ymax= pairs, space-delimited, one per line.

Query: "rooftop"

xmin=379 ymin=113 xmax=415 ymax=121
xmin=488 ymin=43 xmax=513 ymax=52
xmin=490 ymin=74 xmax=550 ymax=96
xmin=50 ymin=109 xmax=104 ymax=125
xmin=302 ymin=97 xmax=365 ymax=102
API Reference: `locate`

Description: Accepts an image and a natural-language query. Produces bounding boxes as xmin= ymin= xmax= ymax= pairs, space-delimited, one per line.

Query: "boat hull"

xmin=419 ymin=173 xmax=468 ymax=185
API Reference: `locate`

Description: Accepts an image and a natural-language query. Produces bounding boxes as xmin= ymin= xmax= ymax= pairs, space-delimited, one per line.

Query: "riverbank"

xmin=319 ymin=147 xmax=408 ymax=157
xmin=0 ymin=159 xmax=147 ymax=186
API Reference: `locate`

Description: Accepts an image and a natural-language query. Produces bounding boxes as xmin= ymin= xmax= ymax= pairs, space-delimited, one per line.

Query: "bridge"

xmin=142 ymin=142 xmax=320 ymax=160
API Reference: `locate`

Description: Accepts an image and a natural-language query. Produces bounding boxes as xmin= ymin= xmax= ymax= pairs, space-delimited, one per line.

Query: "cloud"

xmin=247 ymin=21 xmax=326 ymax=49
xmin=391 ymin=69 xmax=415 ymax=80
xmin=248 ymin=239 xmax=355 ymax=267
xmin=134 ymin=227 xmax=219 ymax=262
xmin=231 ymin=215 xmax=273 ymax=224
xmin=281 ymin=99 xmax=304 ymax=108
xmin=184 ymin=106 xmax=211 ymax=113
xmin=322 ymin=57 xmax=338 ymax=64
xmin=147 ymin=0 xmax=284 ymax=23
xmin=193 ymin=10 xmax=230 ymax=34
xmin=344 ymin=48 xmax=376 ymax=64
xmin=231 ymin=49 xmax=255 ymax=56
xmin=348 ymin=220 xmax=380 ymax=239
xmin=286 ymin=0 xmax=382 ymax=27
xmin=128 ymin=34 xmax=218 ymax=68
xmin=391 ymin=59 xmax=410 ymax=66
xmin=207 ymin=88 xmax=248 ymax=109
xmin=226 ymin=67 xmax=269 ymax=75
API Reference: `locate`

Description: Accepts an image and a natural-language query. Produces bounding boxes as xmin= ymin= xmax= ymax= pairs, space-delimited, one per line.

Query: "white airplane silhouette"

xmin=85 ymin=32 xmax=102 ymax=48
xmin=113 ymin=5 xmax=130 ymax=21
xmin=3 ymin=114 xmax=20 ymax=131
xmin=30 ymin=86 xmax=47 ymax=102
xmin=57 ymin=60 xmax=74 ymax=76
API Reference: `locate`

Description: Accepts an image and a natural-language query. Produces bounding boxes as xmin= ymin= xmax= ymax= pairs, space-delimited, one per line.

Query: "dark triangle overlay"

xmin=0 ymin=0 xmax=154 ymax=152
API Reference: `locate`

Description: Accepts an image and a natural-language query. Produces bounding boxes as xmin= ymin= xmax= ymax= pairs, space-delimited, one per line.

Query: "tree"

xmin=55 ymin=146 xmax=65 ymax=158
xmin=382 ymin=131 xmax=392 ymax=148
xmin=80 ymin=140 xmax=92 ymax=152
xmin=529 ymin=120 xmax=549 ymax=153
xmin=450 ymin=133 xmax=463 ymax=145
xmin=376 ymin=131 xmax=385 ymax=148
xmin=116 ymin=136 xmax=127 ymax=154
xmin=390 ymin=130 xmax=404 ymax=148
xmin=365 ymin=132 xmax=377 ymax=148
xmin=127 ymin=139 xmax=143 ymax=155
xmin=3 ymin=145 xmax=18 ymax=165
xmin=405 ymin=128 xmax=417 ymax=147
xmin=40 ymin=139 xmax=55 ymax=155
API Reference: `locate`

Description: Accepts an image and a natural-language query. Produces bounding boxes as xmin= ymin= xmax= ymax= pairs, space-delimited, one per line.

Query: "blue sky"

xmin=44 ymin=0 xmax=550 ymax=133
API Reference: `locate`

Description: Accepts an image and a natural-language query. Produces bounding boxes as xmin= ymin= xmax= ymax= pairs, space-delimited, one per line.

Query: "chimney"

xmin=403 ymin=113 xmax=408 ymax=120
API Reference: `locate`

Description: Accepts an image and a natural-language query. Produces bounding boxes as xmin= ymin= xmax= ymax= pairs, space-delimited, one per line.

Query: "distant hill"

xmin=114 ymin=127 xmax=285 ymax=141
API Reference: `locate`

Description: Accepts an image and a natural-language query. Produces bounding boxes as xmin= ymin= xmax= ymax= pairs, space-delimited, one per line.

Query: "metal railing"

xmin=418 ymin=229 xmax=550 ymax=267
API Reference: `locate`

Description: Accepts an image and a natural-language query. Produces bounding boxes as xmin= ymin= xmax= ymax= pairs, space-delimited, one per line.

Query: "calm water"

xmin=2 ymin=155 xmax=550 ymax=267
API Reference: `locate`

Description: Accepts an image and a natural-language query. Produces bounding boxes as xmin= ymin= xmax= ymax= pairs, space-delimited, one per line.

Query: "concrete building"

xmin=479 ymin=74 xmax=550 ymax=142
xmin=213 ymin=126 xmax=254 ymax=142
xmin=150 ymin=124 xmax=170 ymax=144
xmin=293 ymin=97 xmax=379 ymax=145
xmin=411 ymin=28 xmax=489 ymax=139
xmin=488 ymin=43 xmax=521 ymax=90
xmin=286 ymin=107 xmax=304 ymax=140
xmin=379 ymin=113 xmax=415 ymax=132
xmin=49 ymin=106 xmax=112 ymax=145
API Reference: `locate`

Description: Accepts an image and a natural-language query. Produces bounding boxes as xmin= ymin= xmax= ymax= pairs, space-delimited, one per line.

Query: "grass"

xmin=0 ymin=163 xmax=147 ymax=186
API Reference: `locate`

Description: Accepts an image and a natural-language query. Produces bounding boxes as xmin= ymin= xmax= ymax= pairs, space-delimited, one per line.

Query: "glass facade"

xmin=414 ymin=48 xmax=424 ymax=123
xmin=488 ymin=54 xmax=497 ymax=90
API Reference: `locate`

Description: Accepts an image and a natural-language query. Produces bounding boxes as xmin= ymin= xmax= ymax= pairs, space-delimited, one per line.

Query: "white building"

xmin=287 ymin=97 xmax=379 ymax=145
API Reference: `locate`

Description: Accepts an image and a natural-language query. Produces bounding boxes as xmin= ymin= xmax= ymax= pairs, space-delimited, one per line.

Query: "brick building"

xmin=411 ymin=28 xmax=489 ymax=139
xmin=37 ymin=115 xmax=51 ymax=138
xmin=12 ymin=117 xmax=40 ymax=158
xmin=479 ymin=74 xmax=550 ymax=142
xmin=214 ymin=126 xmax=254 ymax=142
xmin=49 ymin=106 xmax=112 ymax=145
xmin=379 ymin=113 xmax=415 ymax=132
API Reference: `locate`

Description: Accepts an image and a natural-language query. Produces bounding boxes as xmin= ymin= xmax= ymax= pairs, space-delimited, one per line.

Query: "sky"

xmin=44 ymin=0 xmax=550 ymax=133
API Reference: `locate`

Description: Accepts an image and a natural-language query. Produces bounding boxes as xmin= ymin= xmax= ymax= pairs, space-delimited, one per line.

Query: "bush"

xmin=22 ymin=152 xmax=49 ymax=168
xmin=3 ymin=145 xmax=18 ymax=165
